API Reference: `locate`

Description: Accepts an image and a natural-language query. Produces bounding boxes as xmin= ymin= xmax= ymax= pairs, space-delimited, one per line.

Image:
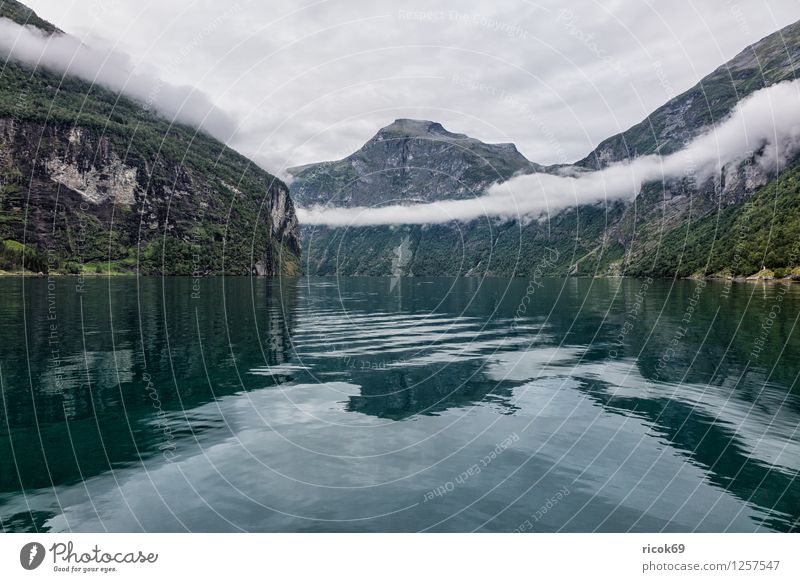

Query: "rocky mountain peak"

xmin=288 ymin=119 xmax=537 ymax=207
xmin=374 ymin=119 xmax=465 ymax=140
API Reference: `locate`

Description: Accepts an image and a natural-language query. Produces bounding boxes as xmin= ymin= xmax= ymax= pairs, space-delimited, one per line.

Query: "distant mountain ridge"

xmin=288 ymin=118 xmax=538 ymax=208
xmin=290 ymin=19 xmax=800 ymax=279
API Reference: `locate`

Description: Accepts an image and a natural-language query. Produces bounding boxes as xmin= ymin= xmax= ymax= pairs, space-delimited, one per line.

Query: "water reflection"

xmin=0 ymin=278 xmax=297 ymax=503
xmin=0 ymin=276 xmax=798 ymax=532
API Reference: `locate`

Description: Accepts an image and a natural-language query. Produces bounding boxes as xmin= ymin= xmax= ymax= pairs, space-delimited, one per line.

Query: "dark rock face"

xmin=0 ymin=118 xmax=301 ymax=275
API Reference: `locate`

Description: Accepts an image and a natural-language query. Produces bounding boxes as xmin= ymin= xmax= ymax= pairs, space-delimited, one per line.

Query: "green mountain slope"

xmin=0 ymin=2 xmax=300 ymax=275
xmin=625 ymin=158 xmax=800 ymax=279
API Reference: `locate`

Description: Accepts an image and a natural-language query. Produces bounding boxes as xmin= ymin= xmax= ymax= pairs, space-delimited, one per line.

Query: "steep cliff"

xmin=0 ymin=2 xmax=301 ymax=275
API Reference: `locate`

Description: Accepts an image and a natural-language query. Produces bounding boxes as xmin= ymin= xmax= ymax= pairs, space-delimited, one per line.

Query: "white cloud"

xmin=0 ymin=17 xmax=237 ymax=142
xmin=297 ymin=79 xmax=800 ymax=226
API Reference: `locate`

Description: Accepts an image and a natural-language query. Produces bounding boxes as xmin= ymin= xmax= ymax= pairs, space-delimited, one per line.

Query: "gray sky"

xmin=24 ymin=0 xmax=800 ymax=177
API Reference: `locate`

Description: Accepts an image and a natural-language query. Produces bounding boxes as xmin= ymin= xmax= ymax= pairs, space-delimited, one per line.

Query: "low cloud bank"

xmin=298 ymin=79 xmax=800 ymax=226
xmin=0 ymin=18 xmax=237 ymax=142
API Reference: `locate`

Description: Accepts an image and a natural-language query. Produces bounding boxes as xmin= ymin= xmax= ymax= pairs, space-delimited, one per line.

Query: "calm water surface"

xmin=0 ymin=276 xmax=798 ymax=532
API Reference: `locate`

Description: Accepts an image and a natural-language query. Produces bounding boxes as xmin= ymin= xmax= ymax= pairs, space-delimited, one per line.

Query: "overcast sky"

xmin=24 ymin=0 xmax=800 ymax=177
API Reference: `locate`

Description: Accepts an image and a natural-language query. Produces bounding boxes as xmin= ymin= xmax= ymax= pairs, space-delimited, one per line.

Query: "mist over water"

xmin=1 ymin=277 xmax=798 ymax=532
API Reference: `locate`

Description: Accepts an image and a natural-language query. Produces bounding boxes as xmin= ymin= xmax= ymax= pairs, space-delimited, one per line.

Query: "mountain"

xmin=289 ymin=21 xmax=800 ymax=279
xmin=289 ymin=118 xmax=538 ymax=207
xmin=0 ymin=1 xmax=300 ymax=275
xmin=289 ymin=118 xmax=562 ymax=277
